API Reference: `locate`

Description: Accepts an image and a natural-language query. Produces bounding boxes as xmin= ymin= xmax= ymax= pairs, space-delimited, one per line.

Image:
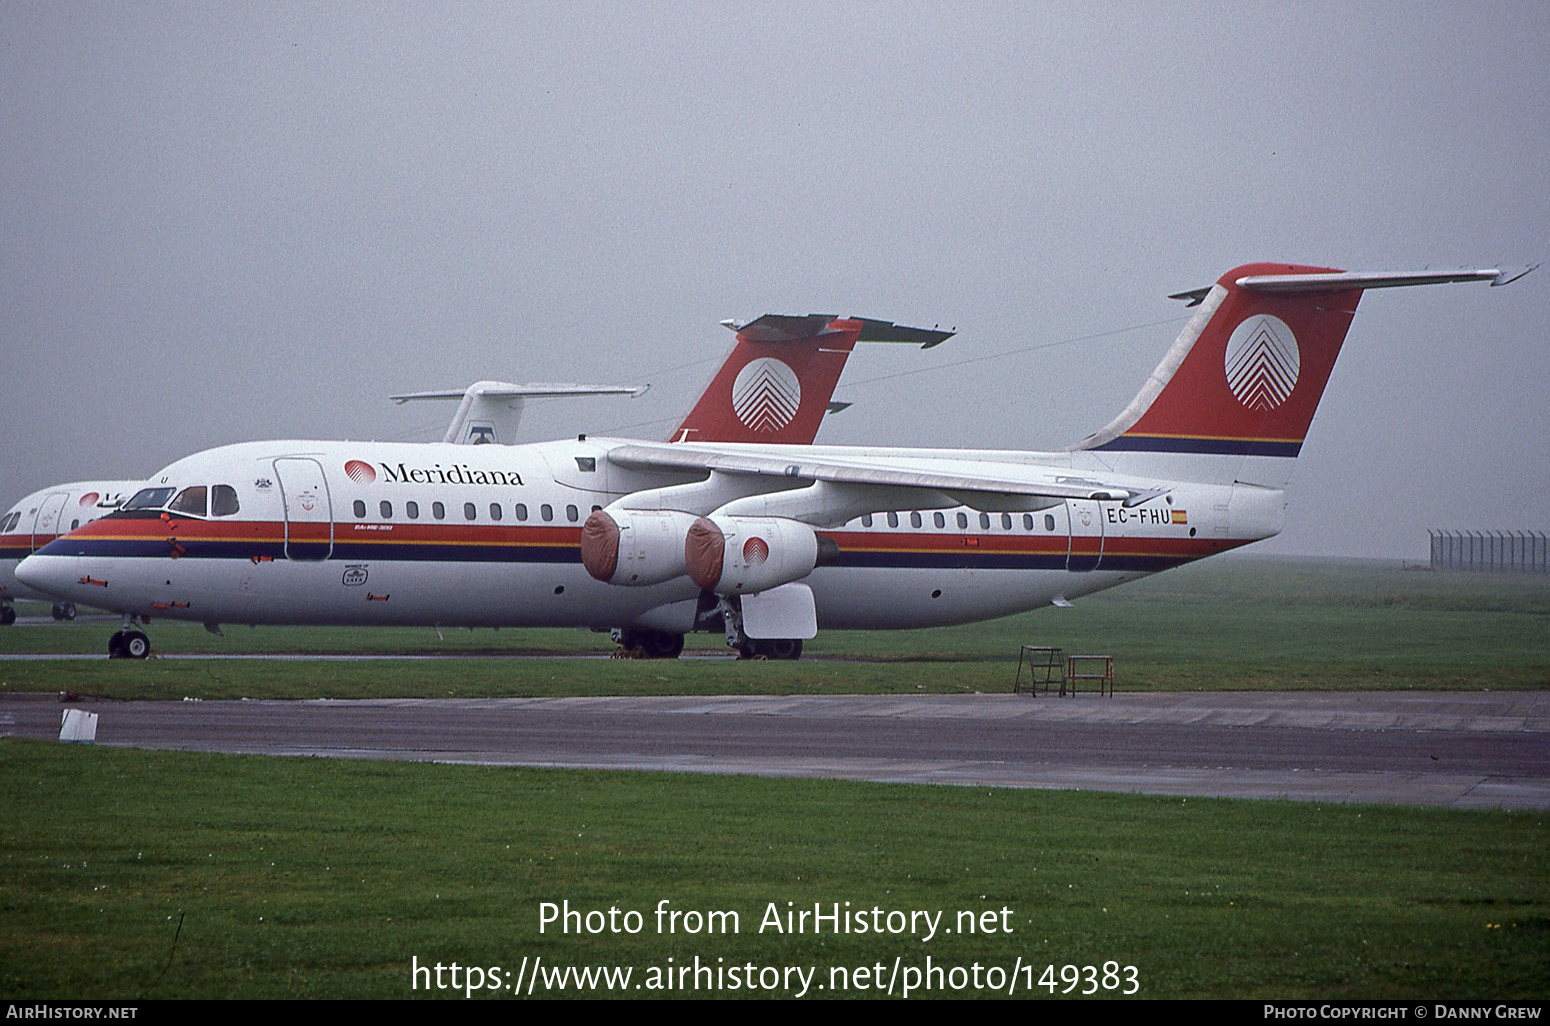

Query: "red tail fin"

xmin=671 ymin=315 xmax=953 ymax=444
xmin=1080 ymin=263 xmax=1522 ymax=460
xmin=1083 ymin=263 xmax=1362 ymax=457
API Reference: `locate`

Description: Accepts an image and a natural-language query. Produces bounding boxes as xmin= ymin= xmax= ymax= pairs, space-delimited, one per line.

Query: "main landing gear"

xmin=0 ymin=603 xmax=14 ymax=626
xmin=108 ymin=618 xmax=151 ymax=659
xmin=612 ymin=628 xmax=686 ymax=659
xmin=51 ymin=602 xmax=77 ymax=621
xmin=712 ymin=596 xmax=804 ymax=660
xmin=738 ymin=638 xmax=803 ymax=661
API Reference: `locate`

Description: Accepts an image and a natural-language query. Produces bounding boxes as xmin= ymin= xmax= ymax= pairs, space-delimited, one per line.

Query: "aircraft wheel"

xmin=0 ymin=605 xmax=15 ymax=626
xmin=742 ymin=639 xmax=803 ymax=660
xmin=52 ymin=602 xmax=77 ymax=621
xmin=107 ymin=633 xmax=126 ymax=658
xmin=765 ymin=638 xmax=803 ymax=661
xmin=619 ymin=629 xmax=684 ymax=659
xmin=123 ymin=630 xmax=151 ymax=660
xmin=642 ymin=631 xmax=685 ymax=659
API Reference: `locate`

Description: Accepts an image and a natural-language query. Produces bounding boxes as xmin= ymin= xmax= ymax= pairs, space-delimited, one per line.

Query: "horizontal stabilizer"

xmin=390 ymin=382 xmax=646 ymax=403
xmin=1236 ymin=267 xmax=1526 ymax=292
xmin=1170 ymin=266 xmax=1536 ymax=305
xmin=390 ymin=381 xmax=645 ymax=445
xmin=722 ymin=315 xmax=954 ymax=349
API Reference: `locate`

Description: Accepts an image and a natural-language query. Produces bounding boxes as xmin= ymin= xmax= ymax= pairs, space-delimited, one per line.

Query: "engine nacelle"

xmin=581 ymin=509 xmax=700 ymax=586
xmin=684 ymin=515 xmax=837 ymax=595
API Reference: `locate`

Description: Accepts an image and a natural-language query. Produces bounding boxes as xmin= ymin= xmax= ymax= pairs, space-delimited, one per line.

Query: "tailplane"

xmin=1073 ymin=263 xmax=1531 ymax=485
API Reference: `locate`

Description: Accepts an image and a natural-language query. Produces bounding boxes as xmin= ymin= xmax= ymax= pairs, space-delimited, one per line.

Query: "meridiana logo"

xmin=1224 ymin=315 xmax=1300 ymax=411
xmin=79 ymin=493 xmax=99 ymax=506
xmin=731 ymin=358 xmax=801 ymax=432
xmin=344 ymin=460 xmax=377 ymax=483
xmin=742 ymin=536 xmax=770 ymax=565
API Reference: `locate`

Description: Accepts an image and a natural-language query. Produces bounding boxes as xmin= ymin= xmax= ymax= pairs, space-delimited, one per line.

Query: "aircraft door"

xmin=30 ymin=492 xmax=70 ymax=551
xmin=1065 ymin=499 xmax=1105 ymax=572
xmin=273 ymin=458 xmax=334 ymax=560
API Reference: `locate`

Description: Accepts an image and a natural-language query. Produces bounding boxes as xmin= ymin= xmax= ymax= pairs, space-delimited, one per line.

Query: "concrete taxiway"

xmin=4 ymin=691 xmax=1547 ymax=809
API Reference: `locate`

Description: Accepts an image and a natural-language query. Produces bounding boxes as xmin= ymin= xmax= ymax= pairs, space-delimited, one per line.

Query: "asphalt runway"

xmin=4 ymin=690 xmax=1547 ymax=809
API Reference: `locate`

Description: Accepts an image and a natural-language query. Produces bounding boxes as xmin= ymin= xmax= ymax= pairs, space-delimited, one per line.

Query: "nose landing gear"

xmin=107 ymin=618 xmax=151 ymax=659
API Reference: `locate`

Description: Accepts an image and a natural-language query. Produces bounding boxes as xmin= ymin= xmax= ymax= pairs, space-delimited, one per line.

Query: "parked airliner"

xmin=2 ymin=315 xmax=943 ymax=643
xmin=17 ymin=265 xmax=1527 ymax=658
xmin=0 ymin=481 xmax=142 ymax=623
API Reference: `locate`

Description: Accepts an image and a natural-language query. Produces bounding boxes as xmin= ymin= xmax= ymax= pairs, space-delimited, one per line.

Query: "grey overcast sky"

xmin=2 ymin=2 xmax=1546 ymax=559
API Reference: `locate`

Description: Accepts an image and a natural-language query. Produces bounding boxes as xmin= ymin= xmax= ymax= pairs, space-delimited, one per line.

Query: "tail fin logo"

xmin=731 ymin=358 xmax=802 ymax=432
xmin=1224 ymin=315 xmax=1300 ymax=411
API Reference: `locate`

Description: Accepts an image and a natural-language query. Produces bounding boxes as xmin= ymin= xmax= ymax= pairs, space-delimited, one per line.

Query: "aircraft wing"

xmin=605 ymin=442 xmax=1132 ymax=503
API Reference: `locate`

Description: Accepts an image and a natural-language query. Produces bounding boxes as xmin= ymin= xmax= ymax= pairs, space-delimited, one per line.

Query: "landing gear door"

xmin=30 ymin=492 xmax=69 ymax=551
xmin=274 ymin=458 xmax=333 ymax=561
xmin=1066 ymin=499 xmax=1105 ymax=572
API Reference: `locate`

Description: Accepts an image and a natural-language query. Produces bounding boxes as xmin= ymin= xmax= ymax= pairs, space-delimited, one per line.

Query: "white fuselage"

xmin=16 ymin=438 xmax=1280 ymax=634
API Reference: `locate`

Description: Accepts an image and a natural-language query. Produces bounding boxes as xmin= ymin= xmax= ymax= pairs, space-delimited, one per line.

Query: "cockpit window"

xmin=211 ymin=485 xmax=240 ymax=517
xmin=168 ymin=486 xmax=208 ymax=517
xmin=124 ymin=487 xmax=176 ymax=510
xmin=1 ymin=512 xmax=19 ymax=533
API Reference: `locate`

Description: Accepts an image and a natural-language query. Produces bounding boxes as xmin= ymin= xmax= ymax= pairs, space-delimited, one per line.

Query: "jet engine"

xmin=580 ymin=509 xmax=700 ymax=586
xmin=684 ymin=515 xmax=838 ymax=595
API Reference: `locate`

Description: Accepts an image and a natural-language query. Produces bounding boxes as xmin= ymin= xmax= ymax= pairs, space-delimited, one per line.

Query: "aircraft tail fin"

xmin=671 ymin=316 xmax=953 ymax=444
xmin=1072 ymin=263 xmax=1528 ymax=483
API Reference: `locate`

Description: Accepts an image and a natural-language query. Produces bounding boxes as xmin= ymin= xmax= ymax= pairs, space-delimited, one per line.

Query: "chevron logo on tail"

xmin=1224 ymin=315 xmax=1300 ymax=411
xmin=731 ymin=358 xmax=802 ymax=432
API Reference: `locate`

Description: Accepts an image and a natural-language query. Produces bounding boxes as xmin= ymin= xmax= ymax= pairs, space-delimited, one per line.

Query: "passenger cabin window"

xmin=541 ymin=504 xmax=554 ymax=522
xmin=934 ymin=512 xmax=945 ymax=529
xmin=956 ymin=512 xmax=968 ymax=529
xmin=169 ymin=486 xmax=207 ymax=517
xmin=861 ymin=514 xmax=873 ymax=527
xmin=886 ymin=512 xmax=899 ymax=528
xmin=515 ymin=503 xmax=528 ymax=521
xmin=979 ymin=513 xmax=991 ymax=530
xmin=1044 ymin=514 xmax=1056 ymax=531
xmin=70 ymin=519 xmax=80 ymax=530
xmin=211 ymin=485 xmax=240 ymax=517
xmin=1001 ymin=513 xmax=1013 ymax=530
xmin=406 ymin=501 xmax=420 ymax=520
xmin=489 ymin=503 xmax=503 ymax=521
xmin=464 ymin=502 xmax=477 ymax=521
xmin=566 ymin=504 xmax=579 ymax=523
xmin=1022 ymin=514 xmax=1034 ymax=531
xmin=433 ymin=501 xmax=445 ymax=520
xmin=909 ymin=512 xmax=922 ymax=528
xmin=353 ymin=500 xmax=366 ymax=518
xmin=124 ymin=487 xmax=176 ymax=510
xmin=380 ymin=501 xmax=393 ymax=519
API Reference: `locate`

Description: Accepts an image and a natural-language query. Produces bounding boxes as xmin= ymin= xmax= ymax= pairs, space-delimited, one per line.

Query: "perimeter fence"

xmin=1427 ymin=530 xmax=1548 ymax=573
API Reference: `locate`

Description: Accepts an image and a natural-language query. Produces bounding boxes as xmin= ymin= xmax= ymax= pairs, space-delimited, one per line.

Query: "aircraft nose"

xmin=15 ymin=553 xmax=75 ymax=598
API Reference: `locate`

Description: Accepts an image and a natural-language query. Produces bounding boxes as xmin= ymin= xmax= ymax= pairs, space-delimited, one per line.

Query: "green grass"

xmin=1 ymin=741 xmax=1544 ymax=999
xmin=3 ymin=557 xmax=1547 ymax=698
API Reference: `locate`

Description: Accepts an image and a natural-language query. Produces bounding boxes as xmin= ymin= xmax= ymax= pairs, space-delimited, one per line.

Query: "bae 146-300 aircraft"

xmin=16 ymin=264 xmax=1530 ymax=659
xmin=9 ymin=313 xmax=949 ymax=655
xmin=0 ymin=482 xmax=144 ymax=623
